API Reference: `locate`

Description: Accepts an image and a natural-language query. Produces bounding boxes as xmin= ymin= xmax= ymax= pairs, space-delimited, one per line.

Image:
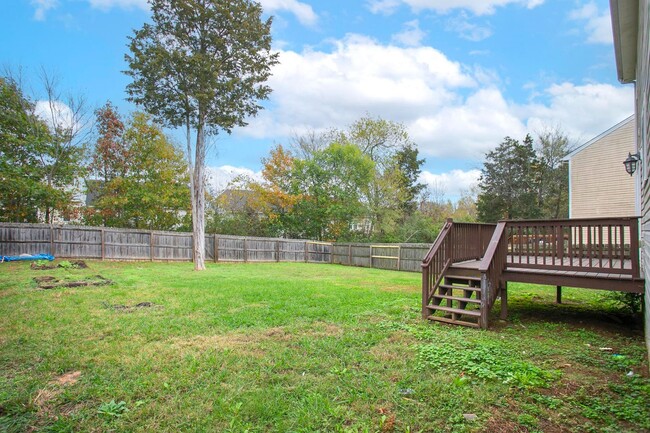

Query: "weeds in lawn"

xmin=97 ymin=400 xmax=129 ymax=418
xmin=417 ymin=341 xmax=559 ymax=388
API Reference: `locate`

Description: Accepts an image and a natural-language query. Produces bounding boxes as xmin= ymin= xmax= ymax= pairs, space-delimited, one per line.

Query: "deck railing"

xmin=421 ymin=220 xmax=496 ymax=318
xmin=504 ymin=217 xmax=640 ymax=277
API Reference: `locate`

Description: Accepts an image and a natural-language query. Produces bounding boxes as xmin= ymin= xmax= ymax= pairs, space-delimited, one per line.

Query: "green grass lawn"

xmin=0 ymin=261 xmax=648 ymax=433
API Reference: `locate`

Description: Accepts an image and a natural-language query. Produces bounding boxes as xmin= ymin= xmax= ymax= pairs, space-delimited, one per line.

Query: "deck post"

xmin=479 ymin=273 xmax=489 ymax=329
xmin=421 ymin=266 xmax=429 ymax=319
xmin=500 ymin=282 xmax=508 ymax=320
xmin=556 ymin=286 xmax=562 ymax=304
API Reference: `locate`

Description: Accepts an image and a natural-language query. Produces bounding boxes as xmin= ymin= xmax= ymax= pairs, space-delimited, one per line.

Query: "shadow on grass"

xmin=495 ymin=290 xmax=643 ymax=337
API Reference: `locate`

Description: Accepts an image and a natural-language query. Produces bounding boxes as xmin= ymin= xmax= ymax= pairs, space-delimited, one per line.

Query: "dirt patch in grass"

xmin=34 ymin=275 xmax=113 ymax=289
xmin=31 ymin=371 xmax=82 ymax=423
xmin=102 ymin=301 xmax=160 ymax=312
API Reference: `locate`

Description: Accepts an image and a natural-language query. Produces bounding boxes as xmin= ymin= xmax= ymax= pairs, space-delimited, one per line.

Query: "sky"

xmin=0 ymin=0 xmax=635 ymax=199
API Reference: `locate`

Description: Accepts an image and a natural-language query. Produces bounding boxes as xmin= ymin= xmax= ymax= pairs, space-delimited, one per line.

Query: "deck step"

xmin=445 ymin=275 xmax=481 ymax=282
xmin=433 ymin=294 xmax=481 ymax=304
xmin=439 ymin=284 xmax=481 ymax=293
xmin=425 ymin=305 xmax=481 ymax=317
xmin=427 ymin=315 xmax=480 ymax=328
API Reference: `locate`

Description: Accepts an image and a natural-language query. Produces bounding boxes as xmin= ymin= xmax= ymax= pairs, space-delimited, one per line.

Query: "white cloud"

xmin=87 ymin=0 xmax=148 ymax=11
xmin=368 ymin=0 xmax=544 ymax=16
xmin=568 ymin=2 xmax=612 ymax=44
xmin=446 ymin=13 xmax=493 ymax=41
xmin=31 ymin=0 xmax=58 ymax=21
xmin=206 ymin=165 xmax=263 ymax=193
xmin=420 ymin=169 xmax=481 ymax=198
xmin=34 ymin=100 xmax=78 ymax=132
xmin=259 ymin=0 xmax=318 ymax=26
xmin=522 ymin=82 xmax=634 ymax=142
xmin=242 ymin=34 xmax=476 ymax=142
xmin=367 ymin=0 xmax=402 ymax=15
xmin=391 ymin=20 xmax=427 ymax=47
xmin=237 ymin=35 xmax=633 ymax=161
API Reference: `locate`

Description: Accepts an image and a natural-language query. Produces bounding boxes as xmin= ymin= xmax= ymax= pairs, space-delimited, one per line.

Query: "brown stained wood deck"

xmin=450 ymin=257 xmax=643 ymax=292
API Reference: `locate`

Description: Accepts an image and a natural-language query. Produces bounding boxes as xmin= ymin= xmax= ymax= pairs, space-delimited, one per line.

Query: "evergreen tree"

xmin=477 ymin=135 xmax=541 ymax=222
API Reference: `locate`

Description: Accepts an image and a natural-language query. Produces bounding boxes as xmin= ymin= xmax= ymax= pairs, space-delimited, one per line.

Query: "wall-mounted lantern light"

xmin=623 ymin=152 xmax=641 ymax=176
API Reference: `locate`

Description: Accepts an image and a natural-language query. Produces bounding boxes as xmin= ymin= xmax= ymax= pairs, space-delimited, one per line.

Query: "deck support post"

xmin=479 ymin=274 xmax=489 ymax=329
xmin=500 ymin=282 xmax=508 ymax=320
xmin=421 ymin=266 xmax=430 ymax=319
xmin=556 ymin=286 xmax=562 ymax=304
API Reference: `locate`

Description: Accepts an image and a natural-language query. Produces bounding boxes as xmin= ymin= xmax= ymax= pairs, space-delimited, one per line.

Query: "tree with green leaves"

xmin=477 ymin=135 xmax=541 ymax=222
xmin=86 ymin=110 xmax=190 ymax=230
xmin=125 ymin=0 xmax=278 ymax=270
xmin=337 ymin=116 xmax=425 ymax=240
xmin=0 ymin=77 xmax=51 ymax=222
xmin=535 ymin=127 xmax=571 ymax=219
xmin=0 ymin=73 xmax=89 ymax=223
xmin=289 ymin=143 xmax=374 ymax=240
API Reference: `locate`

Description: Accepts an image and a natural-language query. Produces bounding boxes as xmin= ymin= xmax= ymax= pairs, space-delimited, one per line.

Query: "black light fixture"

xmin=623 ymin=152 xmax=641 ymax=176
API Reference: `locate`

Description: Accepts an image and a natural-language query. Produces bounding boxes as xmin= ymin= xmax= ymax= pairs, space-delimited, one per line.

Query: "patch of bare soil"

xmin=34 ymin=275 xmax=112 ymax=290
xmin=102 ymin=301 xmax=159 ymax=312
xmin=31 ymin=371 xmax=82 ymax=424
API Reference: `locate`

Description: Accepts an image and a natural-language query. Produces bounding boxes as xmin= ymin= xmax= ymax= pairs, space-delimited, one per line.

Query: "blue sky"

xmin=1 ymin=0 xmax=635 ymax=198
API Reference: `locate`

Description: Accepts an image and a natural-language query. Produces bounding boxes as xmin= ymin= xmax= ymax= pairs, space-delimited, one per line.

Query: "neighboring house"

xmin=565 ymin=115 xmax=638 ymax=219
xmin=609 ymin=0 xmax=650 ymax=357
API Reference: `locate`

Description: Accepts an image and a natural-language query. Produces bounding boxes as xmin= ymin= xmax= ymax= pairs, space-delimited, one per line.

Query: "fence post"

xmin=304 ymin=241 xmax=308 ymax=263
xmin=369 ymin=245 xmax=373 ymax=268
xmin=243 ymin=238 xmax=248 ymax=263
xmin=100 ymin=228 xmax=105 ymax=261
xmin=397 ymin=245 xmax=401 ymax=271
xmin=150 ymin=231 xmax=154 ymax=261
xmin=329 ymin=243 xmax=333 ymax=264
xmin=49 ymin=224 xmax=54 ymax=256
xmin=214 ymin=234 xmax=218 ymax=263
xmin=348 ymin=244 xmax=352 ymax=265
xmin=275 ymin=239 xmax=280 ymax=262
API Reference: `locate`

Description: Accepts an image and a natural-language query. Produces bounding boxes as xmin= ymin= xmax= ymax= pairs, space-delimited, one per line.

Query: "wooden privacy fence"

xmin=0 ymin=223 xmax=431 ymax=272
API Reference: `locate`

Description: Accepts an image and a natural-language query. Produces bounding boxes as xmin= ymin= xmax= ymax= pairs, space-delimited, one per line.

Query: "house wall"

xmin=569 ymin=118 xmax=637 ymax=218
xmin=637 ymin=0 xmax=650 ymax=360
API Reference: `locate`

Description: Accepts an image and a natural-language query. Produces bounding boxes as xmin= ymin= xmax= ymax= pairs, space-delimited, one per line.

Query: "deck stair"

xmin=425 ymin=274 xmax=482 ymax=328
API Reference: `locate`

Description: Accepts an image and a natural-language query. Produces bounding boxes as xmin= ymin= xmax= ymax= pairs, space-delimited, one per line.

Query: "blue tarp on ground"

xmin=0 ymin=254 xmax=55 ymax=263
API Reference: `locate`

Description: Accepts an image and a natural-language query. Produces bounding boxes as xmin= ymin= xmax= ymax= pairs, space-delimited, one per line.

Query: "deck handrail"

xmin=478 ymin=222 xmax=508 ymax=329
xmin=421 ymin=219 xmax=454 ymax=318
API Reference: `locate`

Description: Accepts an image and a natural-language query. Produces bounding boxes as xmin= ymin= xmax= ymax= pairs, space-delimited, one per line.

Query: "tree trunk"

xmin=192 ymin=124 xmax=206 ymax=271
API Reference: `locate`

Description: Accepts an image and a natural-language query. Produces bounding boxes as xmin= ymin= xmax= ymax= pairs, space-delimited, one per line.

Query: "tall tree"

xmin=289 ymin=143 xmax=374 ymax=240
xmin=0 ymin=77 xmax=50 ymax=222
xmin=535 ymin=127 xmax=571 ymax=219
xmin=338 ymin=116 xmax=424 ymax=239
xmin=125 ymin=0 xmax=278 ymax=270
xmin=0 ymin=72 xmax=89 ymax=223
xmin=477 ymin=135 xmax=541 ymax=222
xmin=87 ymin=111 xmax=190 ymax=230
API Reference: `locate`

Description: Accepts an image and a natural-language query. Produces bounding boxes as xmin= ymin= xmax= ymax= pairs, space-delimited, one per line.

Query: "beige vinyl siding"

xmin=570 ymin=118 xmax=637 ymax=218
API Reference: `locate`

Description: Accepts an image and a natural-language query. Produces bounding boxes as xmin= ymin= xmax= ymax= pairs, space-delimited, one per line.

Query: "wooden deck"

xmin=451 ymin=257 xmax=642 ymax=292
xmin=421 ymin=217 xmax=644 ymax=328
